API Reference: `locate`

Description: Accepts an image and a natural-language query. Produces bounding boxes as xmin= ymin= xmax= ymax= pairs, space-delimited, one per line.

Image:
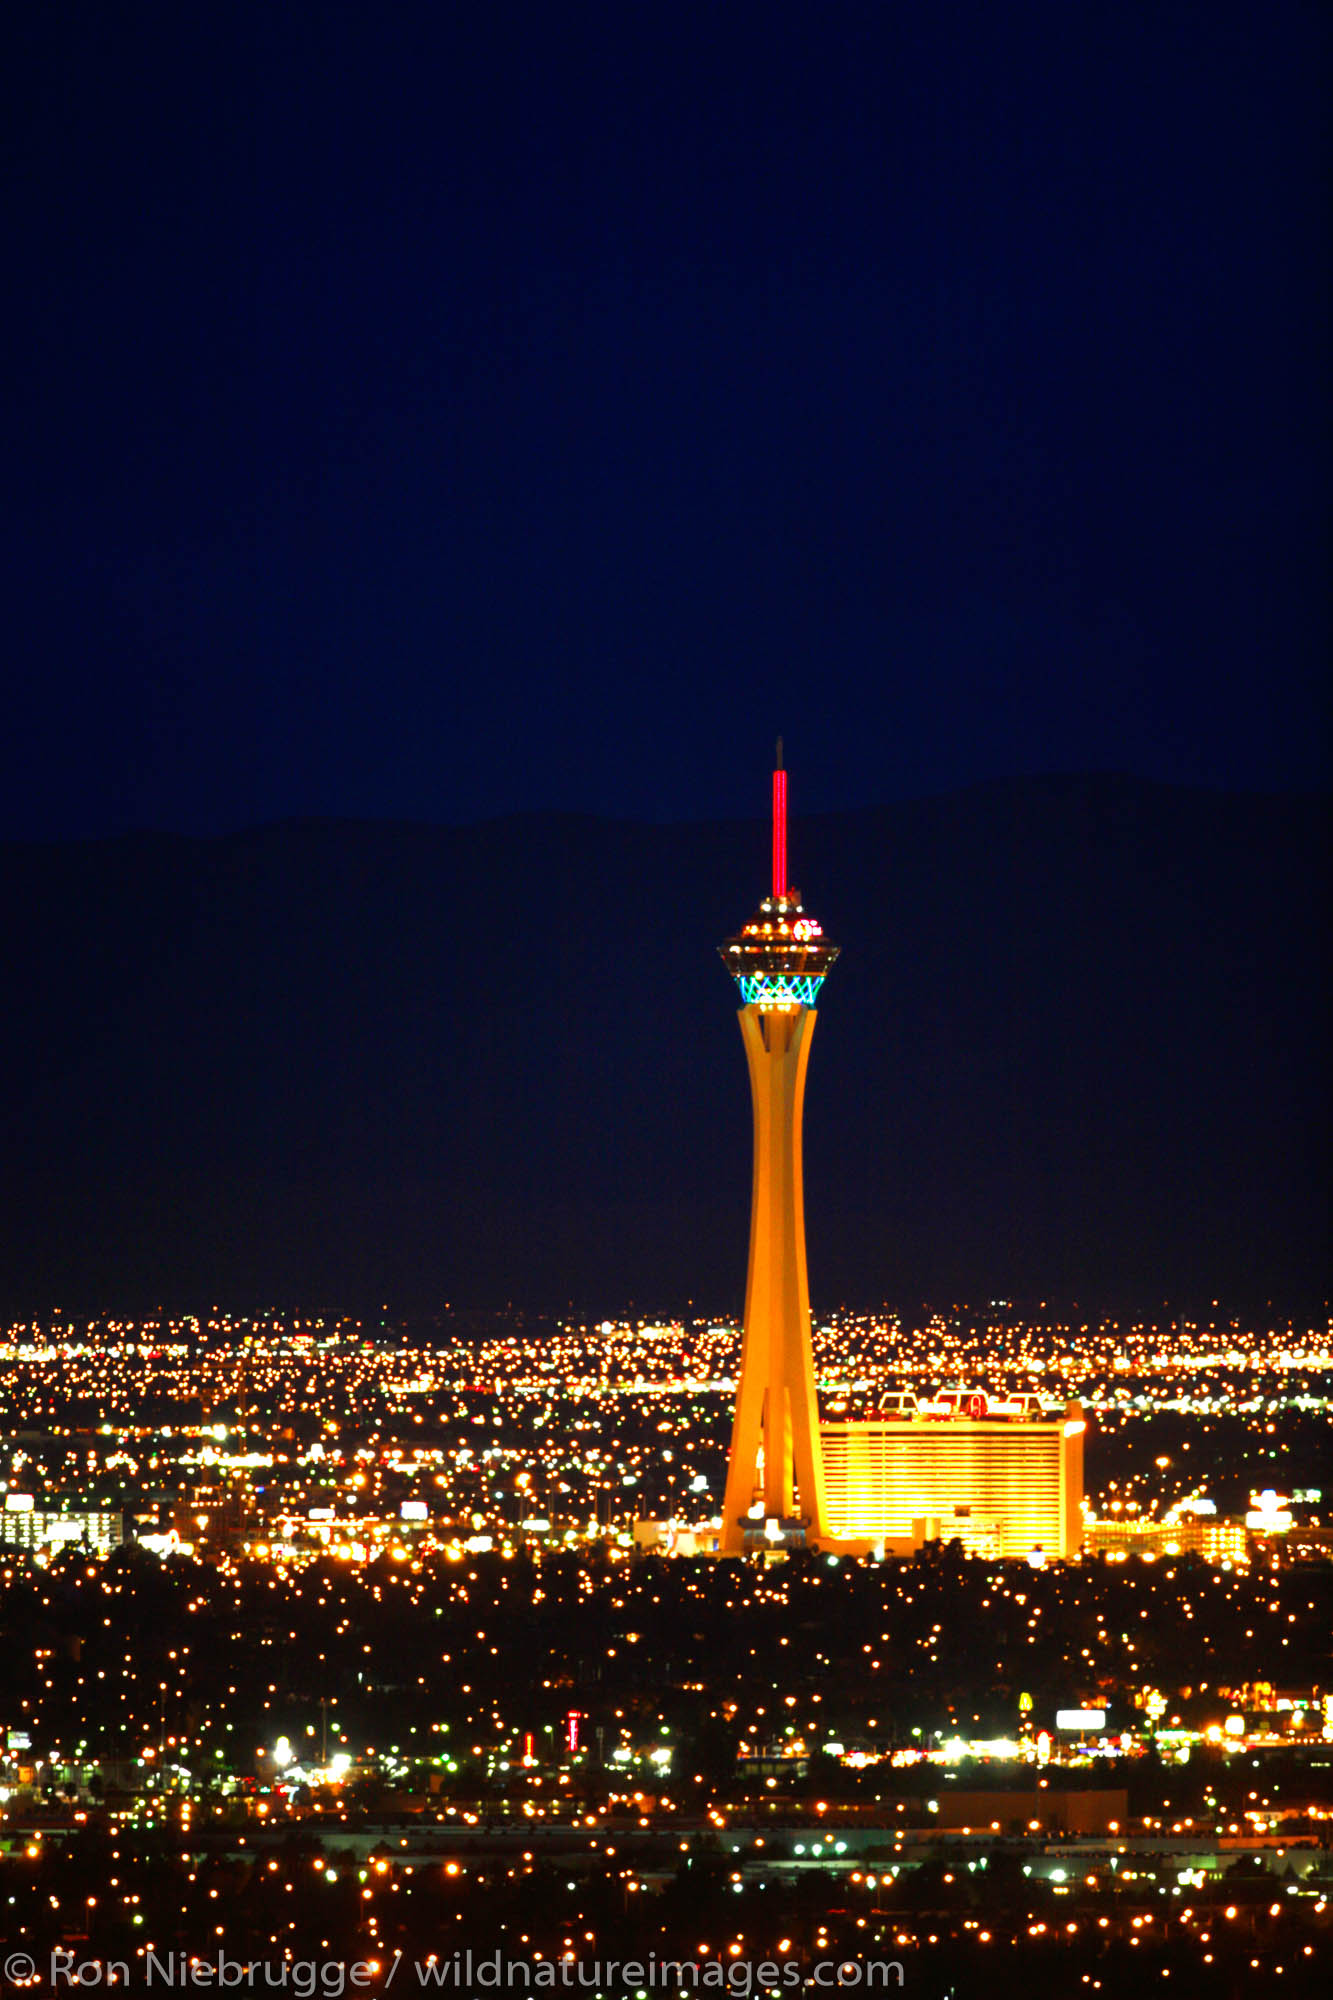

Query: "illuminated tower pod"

xmin=718 ymin=752 xmax=838 ymax=1553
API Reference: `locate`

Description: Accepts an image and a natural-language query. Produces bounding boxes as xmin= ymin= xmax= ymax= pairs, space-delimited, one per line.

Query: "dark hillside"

xmin=0 ymin=778 xmax=1325 ymax=1316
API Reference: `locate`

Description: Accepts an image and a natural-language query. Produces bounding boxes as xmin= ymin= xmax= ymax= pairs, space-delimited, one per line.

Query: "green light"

xmin=736 ymin=972 xmax=823 ymax=1009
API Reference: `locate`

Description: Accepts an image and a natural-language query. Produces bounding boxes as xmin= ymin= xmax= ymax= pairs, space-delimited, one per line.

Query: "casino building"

xmin=821 ymin=1403 xmax=1085 ymax=1559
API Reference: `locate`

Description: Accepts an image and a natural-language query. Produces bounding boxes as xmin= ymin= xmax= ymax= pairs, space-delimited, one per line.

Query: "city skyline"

xmin=1 ymin=7 xmax=1328 ymax=1987
xmin=2 ymin=1300 xmax=1330 ymax=1995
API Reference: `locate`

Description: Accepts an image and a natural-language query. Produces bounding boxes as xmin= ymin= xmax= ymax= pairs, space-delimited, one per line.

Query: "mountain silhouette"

xmin=0 ymin=776 xmax=1326 ymax=1318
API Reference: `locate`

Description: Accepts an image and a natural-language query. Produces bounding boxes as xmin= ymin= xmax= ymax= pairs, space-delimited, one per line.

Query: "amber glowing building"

xmin=822 ymin=1408 xmax=1085 ymax=1559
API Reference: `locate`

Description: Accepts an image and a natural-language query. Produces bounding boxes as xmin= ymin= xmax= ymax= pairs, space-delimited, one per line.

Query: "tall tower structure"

xmin=718 ymin=748 xmax=839 ymax=1553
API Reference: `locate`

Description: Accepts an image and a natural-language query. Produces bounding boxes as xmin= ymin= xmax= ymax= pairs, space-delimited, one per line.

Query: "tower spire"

xmin=772 ymin=741 xmax=787 ymax=900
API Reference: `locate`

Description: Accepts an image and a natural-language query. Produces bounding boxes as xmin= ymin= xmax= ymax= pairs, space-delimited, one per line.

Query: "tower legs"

xmin=720 ymin=1005 xmax=829 ymax=1553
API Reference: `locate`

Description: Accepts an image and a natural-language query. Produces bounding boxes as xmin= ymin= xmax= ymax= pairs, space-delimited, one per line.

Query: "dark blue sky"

xmin=5 ymin=1 xmax=1328 ymax=837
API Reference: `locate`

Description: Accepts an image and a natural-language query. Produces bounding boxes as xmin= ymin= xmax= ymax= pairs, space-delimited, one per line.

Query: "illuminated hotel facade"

xmin=822 ymin=1409 xmax=1085 ymax=1559
xmin=716 ymin=754 xmax=1084 ymax=1560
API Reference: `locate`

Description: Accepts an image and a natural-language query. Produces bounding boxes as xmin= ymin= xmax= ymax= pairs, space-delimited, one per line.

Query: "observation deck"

xmin=719 ymin=888 xmax=839 ymax=1011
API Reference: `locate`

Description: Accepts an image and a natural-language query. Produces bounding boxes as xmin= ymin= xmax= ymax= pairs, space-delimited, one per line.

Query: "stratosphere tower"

xmin=718 ymin=746 xmax=839 ymax=1553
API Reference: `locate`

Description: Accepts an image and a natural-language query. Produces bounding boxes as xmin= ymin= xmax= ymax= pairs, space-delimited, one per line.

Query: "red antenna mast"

xmin=772 ymin=736 xmax=787 ymax=899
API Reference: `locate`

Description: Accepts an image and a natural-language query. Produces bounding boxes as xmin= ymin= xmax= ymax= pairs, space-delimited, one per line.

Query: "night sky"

xmin=5 ymin=1 xmax=1328 ymax=839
